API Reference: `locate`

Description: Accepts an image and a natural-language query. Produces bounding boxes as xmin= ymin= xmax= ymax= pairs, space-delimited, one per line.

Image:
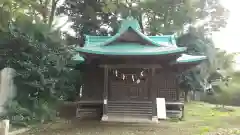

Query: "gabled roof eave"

xmin=97 ymin=22 xmax=171 ymax=47
xmin=170 ymin=54 xmax=207 ymax=65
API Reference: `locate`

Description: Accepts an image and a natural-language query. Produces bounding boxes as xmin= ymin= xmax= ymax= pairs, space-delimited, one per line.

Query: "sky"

xmin=213 ymin=0 xmax=240 ymax=53
xmin=212 ymin=0 xmax=240 ymax=69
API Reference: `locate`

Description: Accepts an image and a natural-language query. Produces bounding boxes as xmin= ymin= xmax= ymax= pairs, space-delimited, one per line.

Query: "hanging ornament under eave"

xmin=140 ymin=70 xmax=144 ymax=77
xmin=115 ymin=70 xmax=118 ymax=77
xmin=132 ymin=75 xmax=135 ymax=82
xmin=122 ymin=74 xmax=126 ymax=80
xmin=136 ymin=79 xmax=141 ymax=84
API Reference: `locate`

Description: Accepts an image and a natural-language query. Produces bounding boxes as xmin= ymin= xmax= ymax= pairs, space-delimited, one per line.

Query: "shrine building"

xmin=71 ymin=16 xmax=206 ymax=123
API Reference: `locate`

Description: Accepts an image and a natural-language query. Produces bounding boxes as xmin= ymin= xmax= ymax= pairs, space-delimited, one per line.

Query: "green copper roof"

xmin=68 ymin=54 xmax=85 ymax=67
xmin=173 ymin=54 xmax=207 ymax=64
xmin=78 ymin=16 xmax=184 ymax=56
xmin=85 ymin=35 xmax=177 ymax=47
xmin=118 ymin=16 xmax=141 ymax=33
xmin=72 ymin=54 xmax=85 ymax=63
xmin=76 ymin=43 xmax=186 ymax=55
xmin=70 ymin=52 xmax=206 ymax=64
xmin=75 ymin=16 xmax=206 ymax=63
xmin=95 ymin=16 xmax=170 ymax=47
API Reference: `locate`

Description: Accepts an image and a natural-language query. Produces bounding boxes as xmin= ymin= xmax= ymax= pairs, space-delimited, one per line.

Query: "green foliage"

xmin=0 ymin=2 xmax=79 ymax=125
xmin=215 ymin=50 xmax=235 ymax=71
xmin=139 ymin=0 xmax=195 ymax=35
xmin=58 ymin=0 xmax=119 ymax=37
xmin=176 ymin=27 xmax=235 ymax=93
xmin=201 ymin=72 xmax=234 ymax=106
xmin=215 ymin=90 xmax=232 ymax=107
xmin=176 ymin=30 xmax=216 ymax=92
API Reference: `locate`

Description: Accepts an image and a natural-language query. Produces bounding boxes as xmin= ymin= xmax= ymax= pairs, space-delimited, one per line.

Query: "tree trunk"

xmin=48 ymin=0 xmax=57 ymax=27
xmin=184 ymin=90 xmax=189 ymax=102
xmin=193 ymin=89 xmax=196 ymax=100
xmin=138 ymin=14 xmax=144 ymax=33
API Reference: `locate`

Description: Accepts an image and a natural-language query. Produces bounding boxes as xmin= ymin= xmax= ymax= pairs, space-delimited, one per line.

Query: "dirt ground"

xmin=19 ymin=102 xmax=240 ymax=135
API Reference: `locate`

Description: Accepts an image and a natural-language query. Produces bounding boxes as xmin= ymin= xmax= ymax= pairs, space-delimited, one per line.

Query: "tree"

xmin=0 ymin=0 xmax=78 ymax=125
xmin=58 ymin=0 xmax=120 ymax=46
xmin=17 ymin=0 xmax=62 ymax=26
xmin=176 ymin=29 xmax=235 ymax=101
xmin=58 ymin=0 xmax=228 ymax=40
xmin=176 ymin=28 xmax=217 ymax=99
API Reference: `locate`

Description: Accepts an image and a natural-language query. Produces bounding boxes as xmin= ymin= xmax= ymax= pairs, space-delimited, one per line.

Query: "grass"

xmin=19 ymin=102 xmax=240 ymax=135
xmin=174 ymin=102 xmax=240 ymax=134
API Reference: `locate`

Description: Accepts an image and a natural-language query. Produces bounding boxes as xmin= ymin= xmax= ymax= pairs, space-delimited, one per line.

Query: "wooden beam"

xmin=99 ymin=64 xmax=162 ymax=69
xmin=150 ymin=68 xmax=158 ymax=122
xmin=102 ymin=67 xmax=109 ymax=121
xmin=176 ymin=68 xmax=180 ymax=101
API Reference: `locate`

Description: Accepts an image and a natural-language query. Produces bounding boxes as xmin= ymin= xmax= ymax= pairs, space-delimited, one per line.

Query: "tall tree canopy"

xmin=59 ymin=0 xmax=228 ymax=36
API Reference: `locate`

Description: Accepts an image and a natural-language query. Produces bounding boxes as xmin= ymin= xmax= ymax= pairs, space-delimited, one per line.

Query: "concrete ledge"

xmin=151 ymin=116 xmax=159 ymax=124
xmin=102 ymin=115 xmax=157 ymax=124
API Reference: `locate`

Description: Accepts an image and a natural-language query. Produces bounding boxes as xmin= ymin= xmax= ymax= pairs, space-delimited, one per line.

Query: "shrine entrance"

xmin=108 ymin=68 xmax=150 ymax=101
xmin=101 ymin=66 xmax=154 ymax=121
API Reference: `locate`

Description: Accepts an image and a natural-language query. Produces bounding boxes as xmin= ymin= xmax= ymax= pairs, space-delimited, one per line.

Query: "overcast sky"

xmin=213 ymin=0 xmax=240 ymax=53
xmin=211 ymin=0 xmax=240 ymax=69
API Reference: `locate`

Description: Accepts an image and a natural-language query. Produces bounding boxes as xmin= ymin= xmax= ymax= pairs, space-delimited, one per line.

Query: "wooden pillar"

xmin=150 ymin=68 xmax=158 ymax=122
xmin=176 ymin=68 xmax=180 ymax=101
xmin=102 ymin=66 xmax=109 ymax=121
xmin=176 ymin=90 xmax=180 ymax=101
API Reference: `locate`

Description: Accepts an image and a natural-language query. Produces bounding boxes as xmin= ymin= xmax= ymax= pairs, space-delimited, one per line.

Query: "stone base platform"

xmin=101 ymin=115 xmax=159 ymax=124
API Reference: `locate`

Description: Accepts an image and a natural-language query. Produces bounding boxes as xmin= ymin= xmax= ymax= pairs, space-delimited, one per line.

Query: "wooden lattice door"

xmin=108 ymin=68 xmax=149 ymax=101
xmin=153 ymin=70 xmax=178 ymax=101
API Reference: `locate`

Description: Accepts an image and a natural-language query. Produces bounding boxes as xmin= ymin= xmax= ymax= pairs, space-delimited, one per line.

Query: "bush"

xmin=201 ymin=90 xmax=232 ymax=107
xmin=215 ymin=91 xmax=232 ymax=108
